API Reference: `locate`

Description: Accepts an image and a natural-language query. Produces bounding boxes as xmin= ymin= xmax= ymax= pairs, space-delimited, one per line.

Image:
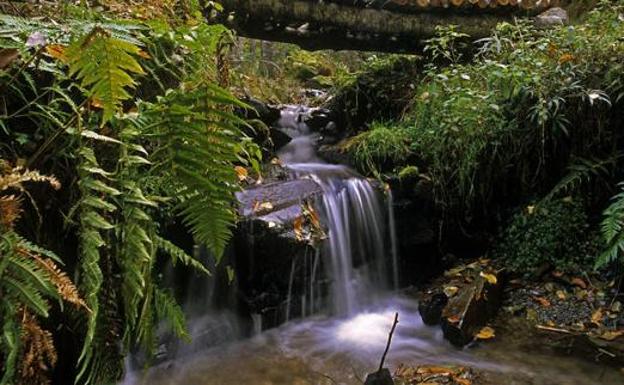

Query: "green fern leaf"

xmin=67 ymin=28 xmax=144 ymax=126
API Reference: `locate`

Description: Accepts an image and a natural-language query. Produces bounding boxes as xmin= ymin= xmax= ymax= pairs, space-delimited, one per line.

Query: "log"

xmin=213 ymin=0 xmax=516 ymax=52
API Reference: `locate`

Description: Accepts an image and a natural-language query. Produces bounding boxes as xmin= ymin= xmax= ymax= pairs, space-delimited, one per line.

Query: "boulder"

xmin=440 ymin=271 xmax=504 ymax=347
xmin=535 ymin=7 xmax=568 ymax=27
xmin=418 ymin=292 xmax=448 ymax=326
xmin=364 ymin=368 xmax=394 ymax=385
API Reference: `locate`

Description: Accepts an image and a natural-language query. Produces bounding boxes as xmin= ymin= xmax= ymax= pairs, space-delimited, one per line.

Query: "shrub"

xmin=343 ymin=121 xmax=412 ymax=175
xmin=494 ymin=198 xmax=598 ymax=274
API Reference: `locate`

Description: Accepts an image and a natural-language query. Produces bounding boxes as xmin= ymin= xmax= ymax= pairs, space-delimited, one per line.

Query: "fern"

xmin=597 ymin=182 xmax=624 ymax=268
xmin=541 ymin=155 xmax=619 ymax=203
xmin=66 ymin=28 xmax=145 ymax=126
xmin=146 ymin=84 xmax=253 ymax=260
xmin=0 ymin=164 xmax=86 ymax=385
xmin=75 ymin=146 xmax=118 ymax=384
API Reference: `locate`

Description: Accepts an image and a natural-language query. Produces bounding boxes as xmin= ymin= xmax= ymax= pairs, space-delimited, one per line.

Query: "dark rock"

xmin=418 ymin=292 xmax=448 ymax=326
xmin=364 ymin=369 xmax=394 ymax=385
xmin=239 ymin=97 xmax=281 ymax=125
xmin=441 ymin=272 xmax=505 ymax=347
xmin=303 ymin=107 xmax=335 ymax=133
xmin=270 ymin=127 xmax=292 ymax=150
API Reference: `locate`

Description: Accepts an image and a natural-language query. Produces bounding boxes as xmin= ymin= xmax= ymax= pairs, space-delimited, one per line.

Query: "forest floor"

xmin=402 ymin=258 xmax=624 ymax=385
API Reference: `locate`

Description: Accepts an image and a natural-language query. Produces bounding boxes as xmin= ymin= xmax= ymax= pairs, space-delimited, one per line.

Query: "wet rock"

xmin=418 ymin=292 xmax=448 ymax=326
xmin=303 ymin=107 xmax=336 ymax=133
xmin=535 ymin=7 xmax=569 ymax=27
xmin=364 ymin=368 xmax=394 ymax=385
xmin=441 ymin=272 xmax=504 ymax=347
xmin=236 ymin=179 xmax=322 ymax=222
xmin=238 ymin=96 xmax=281 ymax=125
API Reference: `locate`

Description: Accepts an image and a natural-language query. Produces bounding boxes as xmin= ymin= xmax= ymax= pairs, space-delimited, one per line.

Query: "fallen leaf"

xmin=45 ymin=44 xmax=67 ymax=62
xmin=416 ymin=366 xmax=455 ymax=375
xmin=597 ymin=330 xmax=624 ymax=341
xmin=556 ymin=290 xmax=567 ymax=300
xmin=611 ymin=301 xmax=622 ymax=313
xmin=527 ymin=205 xmax=536 ymax=214
xmin=137 ymin=49 xmax=151 ymax=59
xmin=571 ymin=277 xmax=587 ymax=289
xmin=443 ymin=286 xmax=459 ymax=297
xmin=447 ymin=315 xmax=460 ymax=324
xmin=293 ymin=215 xmax=304 ymax=240
xmin=234 ymin=165 xmax=248 ymax=181
xmin=533 ymin=296 xmax=551 ymax=307
xmin=475 ymin=326 xmax=495 ymax=340
xmin=592 ymin=309 xmax=604 ymax=325
xmin=455 ymin=378 xmax=472 ymax=385
xmin=479 ymin=271 xmax=497 ymax=285
xmin=270 ymin=157 xmax=283 ymax=166
xmin=0 ymin=48 xmax=19 ymax=69
xmin=259 ymin=201 xmax=273 ymax=211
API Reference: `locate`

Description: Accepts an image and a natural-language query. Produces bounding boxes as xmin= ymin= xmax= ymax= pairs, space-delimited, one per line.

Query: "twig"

xmin=535 ymin=324 xmax=575 ymax=334
xmin=378 ymin=312 xmax=399 ymax=372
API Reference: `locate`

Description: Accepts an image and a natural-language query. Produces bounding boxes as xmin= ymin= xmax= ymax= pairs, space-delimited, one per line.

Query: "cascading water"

xmin=121 ymin=105 xmax=624 ymax=385
xmin=277 ymin=105 xmax=397 ymax=317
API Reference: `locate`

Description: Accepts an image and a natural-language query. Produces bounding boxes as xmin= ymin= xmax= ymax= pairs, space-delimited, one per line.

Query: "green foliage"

xmin=67 ymin=28 xmax=145 ymax=125
xmin=344 ymin=121 xmax=412 ymax=175
xmin=597 ymin=182 xmax=624 ymax=268
xmin=0 ymin=8 xmax=259 ymax=385
xmin=495 ymin=198 xmax=598 ymax=274
xmin=400 ymin=2 xmax=624 ymax=216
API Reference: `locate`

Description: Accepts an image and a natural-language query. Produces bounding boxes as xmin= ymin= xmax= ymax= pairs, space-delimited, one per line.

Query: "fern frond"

xmin=542 ymin=155 xmax=619 ymax=203
xmin=154 ymin=235 xmax=210 ymax=275
xmin=597 ymin=182 xmax=624 ymax=268
xmin=154 ymin=288 xmax=189 ymax=341
xmin=67 ymin=28 xmax=144 ymax=125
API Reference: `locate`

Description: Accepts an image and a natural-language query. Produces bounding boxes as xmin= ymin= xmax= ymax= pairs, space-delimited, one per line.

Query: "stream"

xmin=123 ymin=105 xmax=624 ymax=385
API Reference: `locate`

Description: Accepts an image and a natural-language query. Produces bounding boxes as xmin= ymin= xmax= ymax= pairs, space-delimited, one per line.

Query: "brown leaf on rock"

xmin=597 ymin=330 xmax=624 ymax=341
xmin=571 ymin=277 xmax=587 ymax=289
xmin=479 ymin=271 xmax=497 ymax=285
xmin=293 ymin=215 xmax=304 ymax=241
xmin=475 ymin=326 xmax=495 ymax=340
xmin=234 ymin=165 xmax=248 ymax=181
xmin=533 ymin=296 xmax=551 ymax=307
xmin=591 ymin=309 xmax=603 ymax=326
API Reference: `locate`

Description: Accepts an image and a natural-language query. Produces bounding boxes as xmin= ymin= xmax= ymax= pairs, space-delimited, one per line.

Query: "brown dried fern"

xmin=33 ymin=255 xmax=90 ymax=311
xmin=18 ymin=310 xmax=57 ymax=385
xmin=0 ymin=194 xmax=22 ymax=229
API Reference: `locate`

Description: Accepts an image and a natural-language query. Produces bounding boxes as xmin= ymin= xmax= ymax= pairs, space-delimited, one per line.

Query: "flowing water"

xmin=122 ymin=105 xmax=624 ymax=385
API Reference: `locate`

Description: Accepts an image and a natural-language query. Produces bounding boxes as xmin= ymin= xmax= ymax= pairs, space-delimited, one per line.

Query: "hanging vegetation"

xmin=0 ymin=2 xmax=259 ymax=384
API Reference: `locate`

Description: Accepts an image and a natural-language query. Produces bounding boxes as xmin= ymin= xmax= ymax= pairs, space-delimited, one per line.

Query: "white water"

xmin=278 ymin=105 xmax=397 ymax=317
xmin=120 ymin=105 xmax=624 ymax=385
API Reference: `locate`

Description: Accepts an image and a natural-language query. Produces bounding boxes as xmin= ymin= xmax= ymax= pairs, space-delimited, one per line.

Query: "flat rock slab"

xmin=236 ymin=179 xmax=322 ymax=219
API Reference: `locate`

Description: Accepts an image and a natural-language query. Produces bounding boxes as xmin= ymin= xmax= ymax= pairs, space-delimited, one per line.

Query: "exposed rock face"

xmin=364 ymin=368 xmax=394 ymax=385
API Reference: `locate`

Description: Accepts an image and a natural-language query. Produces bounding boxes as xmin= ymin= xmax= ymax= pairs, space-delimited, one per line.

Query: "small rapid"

xmin=121 ymin=105 xmax=624 ymax=385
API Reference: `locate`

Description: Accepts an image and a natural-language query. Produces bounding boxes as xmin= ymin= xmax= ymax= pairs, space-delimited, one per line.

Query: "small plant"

xmin=494 ymin=198 xmax=598 ymax=274
xmin=343 ymin=121 xmax=412 ymax=176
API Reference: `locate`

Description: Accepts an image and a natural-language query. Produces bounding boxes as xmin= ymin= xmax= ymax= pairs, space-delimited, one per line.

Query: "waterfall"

xmin=277 ymin=105 xmax=399 ymax=317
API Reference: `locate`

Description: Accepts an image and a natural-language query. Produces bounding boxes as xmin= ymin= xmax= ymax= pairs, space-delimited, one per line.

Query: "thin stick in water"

xmin=378 ymin=312 xmax=399 ymax=372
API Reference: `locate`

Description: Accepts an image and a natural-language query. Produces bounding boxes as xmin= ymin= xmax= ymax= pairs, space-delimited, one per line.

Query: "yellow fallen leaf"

xmin=444 ymin=286 xmax=459 ymax=297
xmin=479 ymin=271 xmax=497 ymax=285
xmin=556 ymin=290 xmax=567 ymax=300
xmin=597 ymin=329 xmax=624 ymax=341
xmin=293 ymin=215 xmax=304 ymax=240
xmin=591 ymin=309 xmax=603 ymax=325
xmin=259 ymin=202 xmax=273 ymax=210
xmin=527 ymin=205 xmax=536 ymax=215
xmin=234 ymin=166 xmax=248 ymax=181
xmin=475 ymin=326 xmax=495 ymax=340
